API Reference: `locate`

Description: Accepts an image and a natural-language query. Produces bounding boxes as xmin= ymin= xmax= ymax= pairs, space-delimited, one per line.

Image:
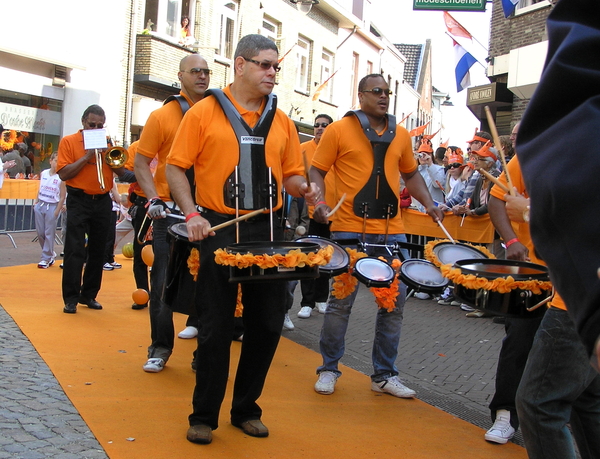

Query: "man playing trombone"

xmin=57 ymin=104 xmax=131 ymax=314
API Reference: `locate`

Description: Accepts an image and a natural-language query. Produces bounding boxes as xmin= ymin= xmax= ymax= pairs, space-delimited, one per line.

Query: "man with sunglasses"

xmin=134 ymin=54 xmax=211 ymax=374
xmin=309 ymin=73 xmax=444 ymax=399
xmin=167 ymin=34 xmax=319 ymax=445
xmin=295 ymin=113 xmax=335 ymax=320
xmin=57 ymin=105 xmax=128 ymax=314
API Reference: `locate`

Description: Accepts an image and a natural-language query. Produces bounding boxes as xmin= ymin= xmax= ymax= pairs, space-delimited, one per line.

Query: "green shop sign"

xmin=413 ymin=0 xmax=487 ymax=12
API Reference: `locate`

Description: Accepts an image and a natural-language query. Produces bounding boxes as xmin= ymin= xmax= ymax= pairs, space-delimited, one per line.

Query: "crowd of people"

xmin=7 ymin=5 xmax=600 ymax=453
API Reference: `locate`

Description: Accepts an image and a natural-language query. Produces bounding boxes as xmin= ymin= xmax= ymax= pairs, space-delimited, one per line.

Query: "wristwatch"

xmin=523 ymin=205 xmax=530 ymax=223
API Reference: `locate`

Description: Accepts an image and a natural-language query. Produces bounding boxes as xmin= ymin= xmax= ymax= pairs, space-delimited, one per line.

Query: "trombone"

xmin=95 ymin=142 xmax=128 ymax=191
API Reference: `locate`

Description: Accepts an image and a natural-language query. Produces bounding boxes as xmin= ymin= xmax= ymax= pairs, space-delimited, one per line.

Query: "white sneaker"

xmin=371 ymin=376 xmax=416 ymax=398
xmin=414 ymin=292 xmax=431 ymax=300
xmin=143 ymin=358 xmax=165 ymax=373
xmin=315 ymin=371 xmax=338 ymax=395
xmin=316 ymin=302 xmax=327 ymax=314
xmin=37 ymin=260 xmax=49 ymax=269
xmin=297 ymin=306 xmax=312 ymax=318
xmin=460 ymin=303 xmax=476 ymax=312
xmin=178 ymin=326 xmax=198 ymax=339
xmin=485 ymin=409 xmax=515 ymax=444
xmin=283 ymin=313 xmax=295 ymax=330
xmin=103 ymin=262 xmax=114 ymax=271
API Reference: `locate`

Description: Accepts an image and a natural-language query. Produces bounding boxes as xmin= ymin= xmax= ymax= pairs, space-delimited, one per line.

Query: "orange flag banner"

xmin=312 ymin=69 xmax=339 ymax=101
xmin=398 ymin=112 xmax=413 ymax=126
xmin=409 ymin=121 xmax=430 ymax=137
xmin=423 ymin=128 xmax=441 ymax=140
xmin=443 ymin=11 xmax=473 ymax=40
xmin=278 ymin=44 xmax=297 ymax=63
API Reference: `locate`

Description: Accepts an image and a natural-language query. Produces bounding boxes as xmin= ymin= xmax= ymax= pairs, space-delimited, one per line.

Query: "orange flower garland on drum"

xmin=424 ymin=239 xmax=495 ymax=268
xmin=370 ymin=258 xmax=402 ymax=312
xmin=440 ymin=264 xmax=552 ymax=294
xmin=187 ymin=248 xmax=200 ymax=281
xmin=332 ymin=248 xmax=367 ymax=299
xmin=213 ymin=245 xmax=334 ymax=269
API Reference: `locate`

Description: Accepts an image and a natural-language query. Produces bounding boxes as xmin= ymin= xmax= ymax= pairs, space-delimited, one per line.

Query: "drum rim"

xmin=353 ymin=257 xmax=395 ymax=284
xmin=432 ymin=241 xmax=489 ymax=265
xmin=399 ymin=258 xmax=449 ymax=289
xmin=295 ymin=236 xmax=350 ymax=273
xmin=227 ymin=241 xmax=321 ymax=254
xmin=454 ymin=258 xmax=549 ymax=281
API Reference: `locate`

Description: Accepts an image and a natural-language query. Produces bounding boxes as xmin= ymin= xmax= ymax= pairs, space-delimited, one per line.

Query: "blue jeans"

xmin=516 ymin=307 xmax=600 ymax=459
xmin=317 ymin=232 xmax=407 ymax=382
xmin=147 ymin=217 xmax=174 ymax=361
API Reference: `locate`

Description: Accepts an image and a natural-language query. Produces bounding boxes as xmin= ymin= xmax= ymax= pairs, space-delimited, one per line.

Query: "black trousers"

xmin=189 ymin=212 xmax=286 ymax=430
xmin=62 ymin=189 xmax=112 ymax=304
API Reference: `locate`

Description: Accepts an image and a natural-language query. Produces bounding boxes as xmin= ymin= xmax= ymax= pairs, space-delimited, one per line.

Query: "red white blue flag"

xmin=453 ymin=39 xmax=477 ymax=92
xmin=502 ymin=0 xmax=520 ymax=18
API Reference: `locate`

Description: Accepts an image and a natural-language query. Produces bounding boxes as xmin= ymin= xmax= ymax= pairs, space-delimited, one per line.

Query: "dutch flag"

xmin=502 ymin=0 xmax=520 ymax=18
xmin=453 ymin=40 xmax=478 ymax=93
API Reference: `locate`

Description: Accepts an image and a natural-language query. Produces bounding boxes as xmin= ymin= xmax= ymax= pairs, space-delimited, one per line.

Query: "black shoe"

xmin=131 ymin=302 xmax=148 ymax=310
xmin=79 ymin=298 xmax=103 ymax=310
xmin=63 ymin=303 xmax=77 ymax=314
xmin=493 ymin=316 xmax=506 ymax=324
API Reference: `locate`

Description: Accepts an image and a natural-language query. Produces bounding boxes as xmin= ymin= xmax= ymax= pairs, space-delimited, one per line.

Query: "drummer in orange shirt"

xmin=166 ymin=34 xmax=320 ymax=445
xmin=309 ymin=73 xmax=444 ymax=399
xmin=489 ymin=156 xmax=600 ymax=457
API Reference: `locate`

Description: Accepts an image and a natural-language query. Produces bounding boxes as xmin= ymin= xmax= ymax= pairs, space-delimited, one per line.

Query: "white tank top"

xmin=38 ymin=169 xmax=62 ymax=203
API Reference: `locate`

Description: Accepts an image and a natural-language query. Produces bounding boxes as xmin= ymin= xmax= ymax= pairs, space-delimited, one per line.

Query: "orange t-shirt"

xmin=490 ymin=155 xmax=565 ymax=310
xmin=302 ymin=139 xmax=334 ymax=219
xmin=137 ymin=92 xmax=194 ymax=201
xmin=124 ymin=140 xmax=138 ymax=171
xmin=167 ymin=85 xmax=303 ymax=214
xmin=312 ymin=116 xmax=417 ymax=234
xmin=57 ymin=130 xmax=113 ymax=195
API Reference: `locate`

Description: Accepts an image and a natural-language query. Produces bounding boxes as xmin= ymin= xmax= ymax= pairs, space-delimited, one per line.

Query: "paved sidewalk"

xmin=0 ymin=231 xmax=522 ymax=457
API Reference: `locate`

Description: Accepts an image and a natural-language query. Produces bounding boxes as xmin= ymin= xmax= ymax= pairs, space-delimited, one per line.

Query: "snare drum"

xmin=296 ymin=236 xmax=349 ymax=276
xmin=399 ymin=259 xmax=449 ymax=294
xmin=431 ymin=241 xmax=489 ymax=265
xmin=452 ymin=258 xmax=551 ymax=318
xmin=164 ymin=223 xmax=199 ymax=315
xmin=353 ymin=257 xmax=395 ymax=288
xmin=226 ymin=241 xmax=321 ymax=283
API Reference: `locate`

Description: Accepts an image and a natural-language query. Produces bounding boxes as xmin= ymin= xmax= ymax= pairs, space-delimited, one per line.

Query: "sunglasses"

xmin=362 ymin=87 xmax=393 ymax=96
xmin=185 ymin=68 xmax=212 ymax=76
xmin=314 ymin=123 xmax=329 ymax=128
xmin=449 ymin=163 xmax=463 ymax=169
xmin=86 ymin=122 xmax=104 ymax=129
xmin=243 ymin=57 xmax=281 ymax=73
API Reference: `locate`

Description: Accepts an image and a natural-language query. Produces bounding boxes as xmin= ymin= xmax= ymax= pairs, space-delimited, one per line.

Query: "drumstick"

xmin=460 ymin=198 xmax=471 ymax=227
xmin=302 ymin=151 xmax=312 ymax=193
xmin=484 ymin=106 xmax=515 ymax=195
xmin=478 ymin=168 xmax=510 ymax=194
xmin=325 ymin=193 xmax=346 ymax=218
xmin=437 ymin=219 xmax=456 ymax=244
xmin=209 ymin=208 xmax=267 ymax=232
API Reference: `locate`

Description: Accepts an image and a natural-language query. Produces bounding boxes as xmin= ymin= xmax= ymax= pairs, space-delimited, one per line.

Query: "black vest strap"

xmin=163 ymin=95 xmax=194 ymax=197
xmin=344 ymin=110 xmax=399 ymax=219
xmin=206 ymin=89 xmax=278 ymax=210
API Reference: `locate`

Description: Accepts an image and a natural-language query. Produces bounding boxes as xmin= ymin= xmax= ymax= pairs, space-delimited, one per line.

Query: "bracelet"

xmin=144 ymin=197 xmax=160 ymax=208
xmin=504 ymin=238 xmax=519 ymax=248
xmin=185 ymin=212 xmax=201 ymax=222
xmin=315 ymin=201 xmax=328 ymax=208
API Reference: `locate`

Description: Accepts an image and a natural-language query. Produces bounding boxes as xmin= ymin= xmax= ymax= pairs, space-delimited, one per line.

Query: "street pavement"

xmin=0 ymin=230 xmax=522 ymax=457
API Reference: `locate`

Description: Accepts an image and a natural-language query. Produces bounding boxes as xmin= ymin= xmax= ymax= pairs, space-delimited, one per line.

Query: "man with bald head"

xmin=135 ymin=53 xmax=211 ymax=373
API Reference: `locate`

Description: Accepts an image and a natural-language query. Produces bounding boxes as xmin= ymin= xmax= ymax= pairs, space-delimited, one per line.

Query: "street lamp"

xmin=290 ymin=0 xmax=319 ymax=14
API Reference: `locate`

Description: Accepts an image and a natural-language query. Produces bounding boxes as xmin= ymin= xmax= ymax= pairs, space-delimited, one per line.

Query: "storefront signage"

xmin=413 ymin=0 xmax=487 ymax=12
xmin=0 ymin=102 xmax=61 ymax=136
xmin=468 ymin=84 xmax=495 ymax=104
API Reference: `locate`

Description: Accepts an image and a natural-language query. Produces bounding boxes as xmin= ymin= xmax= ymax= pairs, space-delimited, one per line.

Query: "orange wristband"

xmin=504 ymin=238 xmax=519 ymax=248
xmin=185 ymin=212 xmax=201 ymax=222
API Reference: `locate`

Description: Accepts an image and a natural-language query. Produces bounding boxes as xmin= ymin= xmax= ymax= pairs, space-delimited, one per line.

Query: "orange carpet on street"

xmin=0 ymin=258 xmax=526 ymax=458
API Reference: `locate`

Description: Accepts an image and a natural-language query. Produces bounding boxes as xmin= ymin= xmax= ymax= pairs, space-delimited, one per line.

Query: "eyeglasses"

xmin=243 ymin=57 xmax=281 ymax=73
xmin=184 ymin=68 xmax=212 ymax=76
xmin=362 ymin=87 xmax=393 ymax=96
xmin=314 ymin=123 xmax=329 ymax=128
xmin=449 ymin=163 xmax=462 ymax=169
xmin=86 ymin=121 xmax=104 ymax=129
